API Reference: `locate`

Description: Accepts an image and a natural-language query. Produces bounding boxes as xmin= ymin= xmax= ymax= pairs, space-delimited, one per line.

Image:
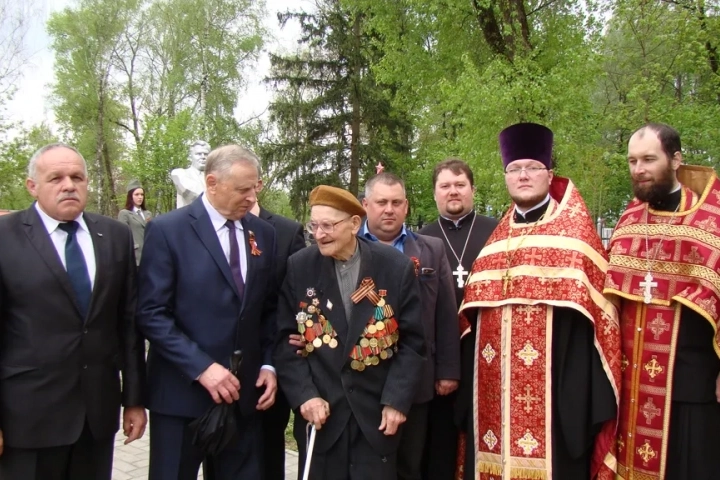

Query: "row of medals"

xmin=349 ymin=320 xmax=400 ymax=371
xmin=296 ymin=309 xmax=338 ymax=355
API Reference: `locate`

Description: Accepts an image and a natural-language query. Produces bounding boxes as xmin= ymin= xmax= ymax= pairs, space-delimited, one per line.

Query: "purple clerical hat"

xmin=499 ymin=122 xmax=554 ymax=169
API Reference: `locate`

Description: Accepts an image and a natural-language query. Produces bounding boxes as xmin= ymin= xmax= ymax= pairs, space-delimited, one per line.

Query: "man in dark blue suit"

xmin=137 ymin=145 xmax=278 ymax=480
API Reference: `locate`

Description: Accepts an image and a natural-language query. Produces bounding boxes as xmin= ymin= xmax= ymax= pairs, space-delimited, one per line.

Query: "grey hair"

xmin=364 ymin=172 xmax=406 ymax=199
xmin=205 ymin=145 xmax=262 ymax=179
xmin=27 ymin=143 xmax=88 ymax=180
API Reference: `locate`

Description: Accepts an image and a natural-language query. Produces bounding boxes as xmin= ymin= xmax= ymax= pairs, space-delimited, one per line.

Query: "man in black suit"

xmin=275 ymin=185 xmax=426 ymax=480
xmin=360 ymin=172 xmax=460 ymax=480
xmin=0 ymin=143 xmax=147 ymax=480
xmin=248 ymin=170 xmax=306 ymax=480
xmin=137 ymin=145 xmax=278 ymax=480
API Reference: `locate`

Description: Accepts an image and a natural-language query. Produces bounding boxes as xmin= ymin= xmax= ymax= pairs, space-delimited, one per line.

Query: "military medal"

xmin=296 ymin=287 xmax=339 ymax=353
xmin=348 ymin=278 xmax=400 ymax=371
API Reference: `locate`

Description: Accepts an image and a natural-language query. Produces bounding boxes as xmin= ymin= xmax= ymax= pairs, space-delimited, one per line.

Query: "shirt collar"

xmin=202 ymin=194 xmax=243 ymax=233
xmin=439 ymin=209 xmax=475 ymax=228
xmin=34 ymin=202 xmax=88 ymax=235
xmin=361 ymin=222 xmax=408 ymax=245
xmin=514 ymin=194 xmax=551 ymax=217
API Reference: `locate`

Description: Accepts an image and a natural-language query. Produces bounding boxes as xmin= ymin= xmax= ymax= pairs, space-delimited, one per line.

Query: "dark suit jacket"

xmin=258 ymin=207 xmax=305 ymax=284
xmin=117 ymin=208 xmax=151 ymax=266
xmin=0 ymin=207 xmax=145 ymax=448
xmin=274 ymin=238 xmax=426 ymax=455
xmin=136 ymin=197 xmax=277 ymax=418
xmin=404 ymin=232 xmax=460 ymax=403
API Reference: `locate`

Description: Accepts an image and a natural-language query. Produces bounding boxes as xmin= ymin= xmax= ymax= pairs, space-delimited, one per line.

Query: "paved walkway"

xmin=112 ymin=426 xmax=299 ymax=480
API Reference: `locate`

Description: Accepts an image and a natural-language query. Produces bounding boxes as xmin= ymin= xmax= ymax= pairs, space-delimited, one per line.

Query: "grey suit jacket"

xmin=118 ymin=208 xmax=151 ymax=266
xmin=404 ymin=232 xmax=461 ymax=403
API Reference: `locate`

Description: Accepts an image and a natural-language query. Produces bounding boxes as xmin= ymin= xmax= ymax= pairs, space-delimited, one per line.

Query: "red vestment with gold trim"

xmin=604 ymin=165 xmax=720 ymax=480
xmin=458 ymin=179 xmax=621 ymax=480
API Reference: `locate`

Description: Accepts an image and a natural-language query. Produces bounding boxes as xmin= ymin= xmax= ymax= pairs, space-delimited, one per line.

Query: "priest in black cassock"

xmin=459 ymin=123 xmax=619 ymax=479
xmin=418 ymin=158 xmax=497 ymax=480
xmin=605 ymin=123 xmax=720 ymax=480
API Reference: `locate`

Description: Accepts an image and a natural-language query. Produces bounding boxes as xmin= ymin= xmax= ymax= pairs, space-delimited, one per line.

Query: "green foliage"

xmin=0 ymin=123 xmax=58 ymax=209
xmin=119 ymin=110 xmax=200 ymax=214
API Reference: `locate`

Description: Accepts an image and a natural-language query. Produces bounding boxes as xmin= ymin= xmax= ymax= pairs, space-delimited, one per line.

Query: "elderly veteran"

xmin=274 ymin=185 xmax=426 ymax=480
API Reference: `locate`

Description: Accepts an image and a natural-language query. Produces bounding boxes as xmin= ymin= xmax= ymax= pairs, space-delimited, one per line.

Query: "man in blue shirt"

xmin=361 ymin=172 xmax=460 ymax=480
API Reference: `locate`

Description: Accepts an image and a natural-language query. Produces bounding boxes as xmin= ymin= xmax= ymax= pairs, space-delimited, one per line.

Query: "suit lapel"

xmin=343 ymin=242 xmax=376 ymax=358
xmin=22 ymin=208 xmax=83 ymax=319
xmin=131 ymin=211 xmax=146 ymax=227
xmin=189 ymin=201 xmax=241 ymax=298
xmin=403 ymin=233 xmax=422 ymax=261
xmin=240 ymin=217 xmax=257 ymax=312
xmin=83 ymin=213 xmax=105 ymax=323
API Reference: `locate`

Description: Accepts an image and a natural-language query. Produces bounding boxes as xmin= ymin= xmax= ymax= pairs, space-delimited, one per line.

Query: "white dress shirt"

xmin=201 ymin=195 xmax=274 ymax=373
xmin=133 ymin=206 xmax=145 ymax=220
xmin=201 ymin=194 xmax=247 ymax=281
xmin=35 ymin=203 xmax=96 ymax=289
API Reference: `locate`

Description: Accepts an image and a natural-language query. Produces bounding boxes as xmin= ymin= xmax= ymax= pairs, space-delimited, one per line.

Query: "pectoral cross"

xmin=453 ymin=264 xmax=468 ymax=288
xmin=639 ymin=272 xmax=657 ymax=304
xmin=502 ymin=270 xmax=512 ymax=296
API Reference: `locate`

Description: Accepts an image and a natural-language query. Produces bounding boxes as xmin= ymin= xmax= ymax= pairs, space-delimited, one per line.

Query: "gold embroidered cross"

xmin=641 ymin=397 xmax=661 ymax=425
xmin=648 ymin=314 xmax=670 ymax=340
xmin=516 ymin=342 xmax=539 ymax=366
xmin=515 ymin=385 xmax=540 ymax=413
xmin=637 ymin=441 xmax=657 ymax=465
xmin=516 ymin=431 xmax=539 ymax=456
xmin=644 ymin=356 xmax=664 ymax=380
xmin=517 ymin=305 xmax=541 ymax=325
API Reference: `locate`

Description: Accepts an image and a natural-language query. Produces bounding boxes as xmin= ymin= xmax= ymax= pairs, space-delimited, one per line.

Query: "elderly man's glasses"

xmin=504 ymin=166 xmax=548 ymax=177
xmin=305 ymin=217 xmax=351 ymax=234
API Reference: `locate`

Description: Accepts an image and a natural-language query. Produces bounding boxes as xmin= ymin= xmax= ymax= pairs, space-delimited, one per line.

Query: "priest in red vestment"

xmin=458 ymin=122 xmax=620 ymax=480
xmin=604 ymin=123 xmax=720 ymax=480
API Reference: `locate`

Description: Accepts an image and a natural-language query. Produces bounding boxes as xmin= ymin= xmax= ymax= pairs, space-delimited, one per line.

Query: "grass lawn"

xmin=285 ymin=414 xmax=298 ymax=451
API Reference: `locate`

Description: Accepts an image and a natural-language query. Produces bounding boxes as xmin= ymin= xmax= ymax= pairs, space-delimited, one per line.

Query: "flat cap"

xmin=309 ymin=185 xmax=366 ymax=217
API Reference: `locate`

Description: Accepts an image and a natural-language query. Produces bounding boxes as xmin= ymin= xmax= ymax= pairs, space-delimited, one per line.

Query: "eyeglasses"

xmin=305 ymin=217 xmax=351 ymax=234
xmin=504 ymin=166 xmax=548 ymax=177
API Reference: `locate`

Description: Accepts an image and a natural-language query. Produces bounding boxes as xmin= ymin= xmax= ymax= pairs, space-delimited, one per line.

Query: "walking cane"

xmin=302 ymin=423 xmax=317 ymax=480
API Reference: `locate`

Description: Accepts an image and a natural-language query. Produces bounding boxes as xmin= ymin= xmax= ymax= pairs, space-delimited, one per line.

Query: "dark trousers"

xmin=0 ymin=421 xmax=114 ymax=480
xmin=397 ymin=402 xmax=430 ymax=480
xmin=423 ymin=393 xmax=458 ymax=480
xmin=298 ymin=415 xmax=397 ymax=480
xmin=149 ymin=411 xmax=261 ymax=480
xmin=262 ymin=390 xmax=292 ymax=480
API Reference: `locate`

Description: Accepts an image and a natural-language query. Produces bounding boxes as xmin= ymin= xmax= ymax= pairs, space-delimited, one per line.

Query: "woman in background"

xmin=118 ymin=180 xmax=151 ymax=266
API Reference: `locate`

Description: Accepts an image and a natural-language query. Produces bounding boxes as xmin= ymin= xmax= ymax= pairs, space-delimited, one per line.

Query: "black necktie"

xmin=225 ymin=220 xmax=245 ymax=298
xmin=58 ymin=221 xmax=92 ymax=318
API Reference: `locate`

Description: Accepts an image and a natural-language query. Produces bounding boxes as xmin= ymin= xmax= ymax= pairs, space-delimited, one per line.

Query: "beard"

xmin=632 ymin=163 xmax=675 ymax=205
xmin=512 ymin=191 xmax=548 ymax=212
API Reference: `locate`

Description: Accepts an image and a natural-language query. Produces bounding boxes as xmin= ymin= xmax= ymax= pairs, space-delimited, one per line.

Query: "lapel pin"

xmin=326 ymin=299 xmax=333 ymax=311
xmin=97 ymin=233 xmax=103 ymax=237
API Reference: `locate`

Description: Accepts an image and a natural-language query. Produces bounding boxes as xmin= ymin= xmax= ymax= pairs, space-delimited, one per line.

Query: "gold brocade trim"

xmin=608 ymin=255 xmax=720 ymax=292
xmin=625 ymin=304 xmax=644 ymax=471
xmin=612 ymin=223 xmax=720 ymax=252
xmin=659 ymin=305 xmax=681 ymax=477
xmin=477 ymin=234 xmax=609 ymax=271
xmin=477 ymin=461 xmax=503 ymax=476
xmin=509 ymin=467 xmax=548 ymax=479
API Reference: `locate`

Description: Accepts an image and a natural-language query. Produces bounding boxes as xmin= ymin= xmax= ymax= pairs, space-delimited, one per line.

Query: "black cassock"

xmin=419 ymin=211 xmax=497 ymax=480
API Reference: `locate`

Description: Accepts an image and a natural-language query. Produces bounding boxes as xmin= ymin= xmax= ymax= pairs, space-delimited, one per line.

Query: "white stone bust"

xmin=170 ymin=140 xmax=210 ymax=208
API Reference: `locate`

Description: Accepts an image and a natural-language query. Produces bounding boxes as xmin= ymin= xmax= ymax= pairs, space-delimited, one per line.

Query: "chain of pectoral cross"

xmin=438 ymin=212 xmax=477 ymax=289
xmin=641 ymin=202 xmax=680 ymax=304
xmin=502 ymin=210 xmax=547 ymax=296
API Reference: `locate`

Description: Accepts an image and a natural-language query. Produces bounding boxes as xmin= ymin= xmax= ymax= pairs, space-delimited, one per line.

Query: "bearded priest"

xmin=604 ymin=123 xmax=720 ymax=480
xmin=457 ymin=122 xmax=620 ymax=480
